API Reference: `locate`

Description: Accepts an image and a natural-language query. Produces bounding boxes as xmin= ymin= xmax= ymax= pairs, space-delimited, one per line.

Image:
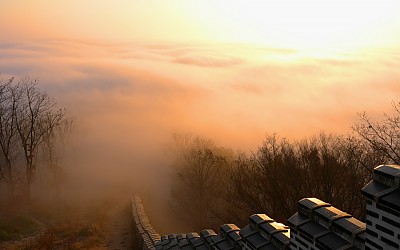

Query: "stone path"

xmin=102 ymin=201 xmax=136 ymax=250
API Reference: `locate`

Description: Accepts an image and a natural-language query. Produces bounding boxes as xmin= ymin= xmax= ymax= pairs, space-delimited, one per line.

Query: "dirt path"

xmin=102 ymin=201 xmax=136 ymax=250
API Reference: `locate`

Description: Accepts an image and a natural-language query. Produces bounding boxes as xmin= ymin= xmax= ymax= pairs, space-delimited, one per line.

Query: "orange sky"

xmin=1 ymin=1 xmax=400 ymax=187
xmin=2 ymin=1 xmax=400 ymax=47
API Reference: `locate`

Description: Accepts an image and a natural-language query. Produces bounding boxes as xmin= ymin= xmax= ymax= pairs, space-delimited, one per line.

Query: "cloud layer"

xmin=1 ymin=40 xmax=400 ymax=204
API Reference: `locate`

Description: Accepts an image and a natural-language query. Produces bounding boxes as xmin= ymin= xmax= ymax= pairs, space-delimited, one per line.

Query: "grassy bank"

xmin=0 ymin=198 xmax=117 ymax=249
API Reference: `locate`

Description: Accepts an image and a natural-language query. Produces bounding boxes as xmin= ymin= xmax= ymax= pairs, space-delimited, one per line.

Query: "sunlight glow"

xmin=2 ymin=0 xmax=400 ymax=52
xmin=183 ymin=0 xmax=400 ymax=51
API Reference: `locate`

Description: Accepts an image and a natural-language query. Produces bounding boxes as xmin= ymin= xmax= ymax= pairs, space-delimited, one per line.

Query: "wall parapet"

xmin=132 ymin=194 xmax=161 ymax=250
xmin=361 ymin=165 xmax=400 ymax=250
xmin=134 ymin=165 xmax=400 ymax=250
xmin=288 ymin=198 xmax=366 ymax=249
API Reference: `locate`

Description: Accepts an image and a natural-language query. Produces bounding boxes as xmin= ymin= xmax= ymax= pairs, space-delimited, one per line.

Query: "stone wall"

xmin=361 ymin=165 xmax=400 ymax=249
xmin=132 ymin=165 xmax=400 ymax=250
xmin=132 ymin=194 xmax=161 ymax=250
xmin=288 ymin=198 xmax=365 ymax=249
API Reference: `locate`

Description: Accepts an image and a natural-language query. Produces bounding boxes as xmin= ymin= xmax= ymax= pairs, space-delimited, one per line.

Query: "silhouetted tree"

xmin=353 ymin=102 xmax=400 ymax=164
xmin=169 ymin=134 xmax=231 ymax=230
xmin=227 ymin=133 xmax=379 ymax=222
xmin=0 ymin=77 xmax=20 ymax=196
xmin=13 ymin=77 xmax=70 ymax=198
xmin=41 ymin=113 xmax=73 ymax=197
xmin=168 ymin=103 xmax=399 ymax=228
xmin=0 ymin=76 xmax=72 ymax=200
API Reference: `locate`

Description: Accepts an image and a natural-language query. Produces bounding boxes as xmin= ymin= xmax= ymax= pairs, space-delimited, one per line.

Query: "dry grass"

xmin=0 ymin=198 xmax=117 ymax=250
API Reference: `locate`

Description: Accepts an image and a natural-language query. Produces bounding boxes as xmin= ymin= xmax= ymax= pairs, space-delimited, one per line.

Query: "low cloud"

xmin=0 ymin=40 xmax=212 ymax=198
xmin=172 ymin=55 xmax=243 ymax=67
xmin=1 ymin=40 xmax=400 ymax=197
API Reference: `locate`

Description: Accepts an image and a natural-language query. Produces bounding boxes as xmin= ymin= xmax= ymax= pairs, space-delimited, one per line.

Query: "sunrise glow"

xmin=183 ymin=0 xmax=400 ymax=51
xmin=1 ymin=1 xmax=400 ymax=246
xmin=1 ymin=0 xmax=400 ymax=148
xmin=2 ymin=1 xmax=400 ymax=51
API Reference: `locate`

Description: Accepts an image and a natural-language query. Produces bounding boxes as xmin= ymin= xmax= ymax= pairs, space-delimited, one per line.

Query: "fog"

xmin=1 ymin=39 xmax=400 ymax=234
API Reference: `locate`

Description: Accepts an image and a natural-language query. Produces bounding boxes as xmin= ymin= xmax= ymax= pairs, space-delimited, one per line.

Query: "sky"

xmin=1 ymin=1 xmax=400 ymax=195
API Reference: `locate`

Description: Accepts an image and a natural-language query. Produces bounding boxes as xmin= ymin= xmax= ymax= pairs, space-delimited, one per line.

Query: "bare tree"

xmin=0 ymin=77 xmax=21 ymax=196
xmin=12 ymin=77 xmax=69 ymax=198
xmin=40 ymin=114 xmax=73 ymax=197
xmin=227 ymin=133 xmax=378 ymax=222
xmin=227 ymin=152 xmax=269 ymax=225
xmin=167 ymin=102 xmax=400 ymax=227
xmin=353 ymin=102 xmax=400 ymax=164
xmin=168 ymin=134 xmax=230 ymax=230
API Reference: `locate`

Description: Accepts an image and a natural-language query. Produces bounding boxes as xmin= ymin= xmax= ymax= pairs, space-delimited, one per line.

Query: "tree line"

xmin=0 ymin=76 xmax=72 ymax=200
xmin=168 ymin=102 xmax=400 ymax=231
